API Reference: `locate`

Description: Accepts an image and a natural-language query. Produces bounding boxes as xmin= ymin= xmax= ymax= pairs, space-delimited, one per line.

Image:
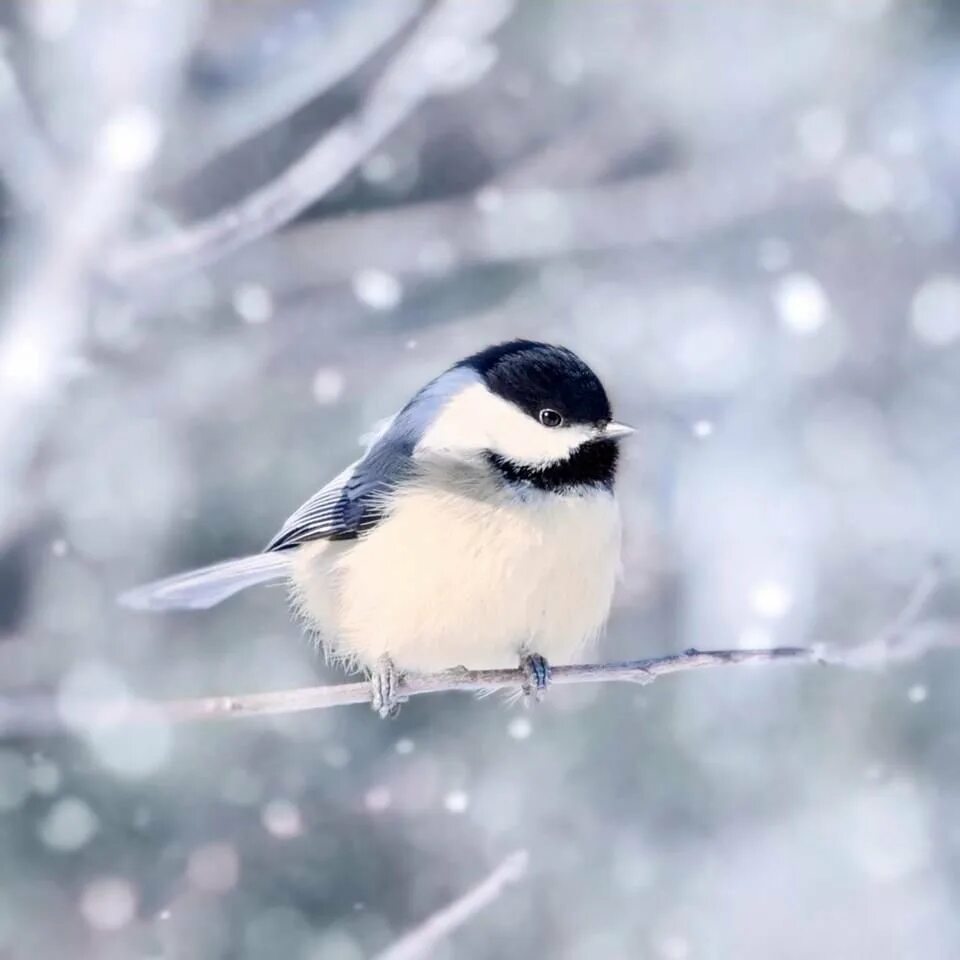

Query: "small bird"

xmin=121 ymin=340 xmax=632 ymax=716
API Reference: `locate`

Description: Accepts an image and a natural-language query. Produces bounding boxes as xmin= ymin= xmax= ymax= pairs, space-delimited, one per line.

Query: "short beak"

xmin=602 ymin=421 xmax=635 ymax=439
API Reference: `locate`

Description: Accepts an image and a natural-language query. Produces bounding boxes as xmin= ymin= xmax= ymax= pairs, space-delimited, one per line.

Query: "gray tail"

xmin=118 ymin=553 xmax=291 ymax=611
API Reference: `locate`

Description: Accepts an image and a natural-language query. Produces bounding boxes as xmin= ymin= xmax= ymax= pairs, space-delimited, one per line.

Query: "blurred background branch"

xmin=374 ymin=850 xmax=529 ymax=960
xmin=108 ymin=0 xmax=516 ymax=285
xmin=0 ymin=43 xmax=61 ymax=211
xmin=0 ymin=0 xmax=198 ymax=549
xmin=163 ymin=0 xmax=427 ymax=182
xmin=219 ymin=146 xmax=837 ymax=295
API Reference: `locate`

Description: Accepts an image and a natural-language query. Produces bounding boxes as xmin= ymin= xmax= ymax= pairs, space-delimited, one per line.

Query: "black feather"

xmin=461 ymin=340 xmax=612 ymax=426
xmin=487 ymin=439 xmax=619 ymax=492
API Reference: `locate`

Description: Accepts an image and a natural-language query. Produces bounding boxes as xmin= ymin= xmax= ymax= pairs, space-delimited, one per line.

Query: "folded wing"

xmin=120 ymin=365 xmax=476 ymax=610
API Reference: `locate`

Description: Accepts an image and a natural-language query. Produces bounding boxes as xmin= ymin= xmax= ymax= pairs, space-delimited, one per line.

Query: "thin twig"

xmin=831 ymin=560 xmax=946 ymax=667
xmin=158 ymin=647 xmax=818 ymax=721
xmin=0 ymin=648 xmax=818 ymax=737
xmin=211 ymin=151 xmax=837 ymax=294
xmin=876 ymin=561 xmax=943 ymax=648
xmin=373 ymin=851 xmax=529 ymax=960
xmin=0 ymin=47 xmax=62 ymax=210
xmin=108 ymin=0 xmax=516 ymax=284
xmin=494 ymin=91 xmax=667 ymax=191
xmin=164 ymin=0 xmax=425 ymax=181
xmin=0 ymin=568 xmax=946 ymax=737
xmin=0 ymin=639 xmax=947 ymax=736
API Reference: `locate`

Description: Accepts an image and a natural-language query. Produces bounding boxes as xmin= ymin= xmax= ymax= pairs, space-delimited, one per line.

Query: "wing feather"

xmin=264 ymin=455 xmax=397 ymax=551
xmin=264 ymin=366 xmax=478 ymax=552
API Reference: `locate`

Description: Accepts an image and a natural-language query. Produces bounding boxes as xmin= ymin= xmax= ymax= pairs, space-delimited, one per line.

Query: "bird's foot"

xmin=519 ymin=652 xmax=550 ymax=703
xmin=369 ymin=655 xmax=405 ymax=719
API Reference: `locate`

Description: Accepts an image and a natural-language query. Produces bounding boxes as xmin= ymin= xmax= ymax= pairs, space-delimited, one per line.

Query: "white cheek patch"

xmin=416 ymin=382 xmax=593 ymax=467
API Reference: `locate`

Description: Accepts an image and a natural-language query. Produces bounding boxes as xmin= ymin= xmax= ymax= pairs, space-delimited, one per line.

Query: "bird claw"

xmin=519 ymin=653 xmax=550 ymax=703
xmin=370 ymin=655 xmax=405 ymax=718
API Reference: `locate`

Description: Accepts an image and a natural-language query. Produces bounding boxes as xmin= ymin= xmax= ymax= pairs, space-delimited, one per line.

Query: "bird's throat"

xmin=487 ymin=439 xmax=618 ymax=492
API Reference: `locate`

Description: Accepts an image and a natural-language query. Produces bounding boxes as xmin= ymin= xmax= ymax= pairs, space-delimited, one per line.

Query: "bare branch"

xmin=0 ymin=568 xmax=946 ymax=737
xmin=0 ymin=638 xmax=950 ymax=736
xmin=158 ymin=647 xmax=820 ymax=722
xmin=494 ymin=91 xmax=667 ymax=191
xmin=0 ymin=2 xmax=196 ymax=549
xmin=0 ymin=47 xmax=62 ymax=210
xmin=108 ymin=0 xmax=516 ymax=284
xmin=0 ymin=648 xmax=818 ymax=737
xmin=212 ymin=150 xmax=837 ymax=294
xmin=828 ymin=561 xmax=946 ymax=667
xmin=373 ymin=851 xmax=529 ymax=960
xmin=165 ymin=0 xmax=425 ymax=181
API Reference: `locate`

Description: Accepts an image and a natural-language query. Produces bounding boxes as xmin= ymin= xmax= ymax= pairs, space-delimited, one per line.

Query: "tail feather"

xmin=118 ymin=553 xmax=291 ymax=611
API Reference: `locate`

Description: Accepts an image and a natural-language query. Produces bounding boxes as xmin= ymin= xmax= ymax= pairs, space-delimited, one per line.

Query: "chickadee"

xmin=121 ymin=340 xmax=632 ymax=716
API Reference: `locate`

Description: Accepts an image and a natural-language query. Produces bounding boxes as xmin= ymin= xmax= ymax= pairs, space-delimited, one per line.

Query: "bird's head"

xmin=415 ymin=340 xmax=632 ymax=484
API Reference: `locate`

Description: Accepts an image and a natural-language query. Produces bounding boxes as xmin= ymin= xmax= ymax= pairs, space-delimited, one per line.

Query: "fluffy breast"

xmin=291 ymin=479 xmax=621 ymax=673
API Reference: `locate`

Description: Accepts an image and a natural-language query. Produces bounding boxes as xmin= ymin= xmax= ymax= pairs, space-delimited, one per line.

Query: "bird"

xmin=120 ymin=340 xmax=633 ymax=716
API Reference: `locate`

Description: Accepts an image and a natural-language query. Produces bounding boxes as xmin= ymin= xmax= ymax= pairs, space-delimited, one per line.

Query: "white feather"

xmin=416 ymin=382 xmax=595 ymax=467
xmin=289 ymin=466 xmax=621 ymax=672
xmin=122 ymin=378 xmax=622 ymax=673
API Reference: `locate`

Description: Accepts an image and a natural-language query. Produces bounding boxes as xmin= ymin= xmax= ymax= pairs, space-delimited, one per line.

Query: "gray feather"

xmin=266 ymin=366 xmax=479 ymax=552
xmin=118 ymin=553 xmax=291 ymax=611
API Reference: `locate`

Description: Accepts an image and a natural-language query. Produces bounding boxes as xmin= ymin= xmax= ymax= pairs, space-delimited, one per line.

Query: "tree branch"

xmin=108 ymin=0 xmax=516 ymax=285
xmin=373 ymin=850 xmax=529 ymax=960
xmin=0 ymin=2 xmax=195 ymax=550
xmin=164 ymin=0 xmax=426 ymax=182
xmin=0 ymin=47 xmax=62 ymax=211
xmin=157 ymin=646 xmax=820 ymax=722
xmin=3 ymin=632 xmax=954 ymax=735
xmin=0 ymin=568 xmax=947 ymax=737
xmin=210 ymin=151 xmax=838 ymax=295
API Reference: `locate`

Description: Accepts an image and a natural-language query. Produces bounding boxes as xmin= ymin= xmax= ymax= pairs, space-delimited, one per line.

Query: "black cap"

xmin=459 ymin=340 xmax=612 ymax=426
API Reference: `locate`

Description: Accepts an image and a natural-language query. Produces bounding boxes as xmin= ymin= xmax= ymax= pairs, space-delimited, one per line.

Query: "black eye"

xmin=538 ymin=408 xmax=563 ymax=428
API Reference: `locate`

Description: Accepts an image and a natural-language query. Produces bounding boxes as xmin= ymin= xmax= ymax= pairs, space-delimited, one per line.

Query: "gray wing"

xmin=265 ymin=365 xmax=478 ymax=553
xmin=265 ymin=458 xmax=392 ymax=551
xmin=120 ymin=365 xmax=479 ymax=608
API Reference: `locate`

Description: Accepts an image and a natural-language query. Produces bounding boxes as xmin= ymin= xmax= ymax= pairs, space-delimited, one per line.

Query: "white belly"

xmin=289 ymin=483 xmax=621 ymax=673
